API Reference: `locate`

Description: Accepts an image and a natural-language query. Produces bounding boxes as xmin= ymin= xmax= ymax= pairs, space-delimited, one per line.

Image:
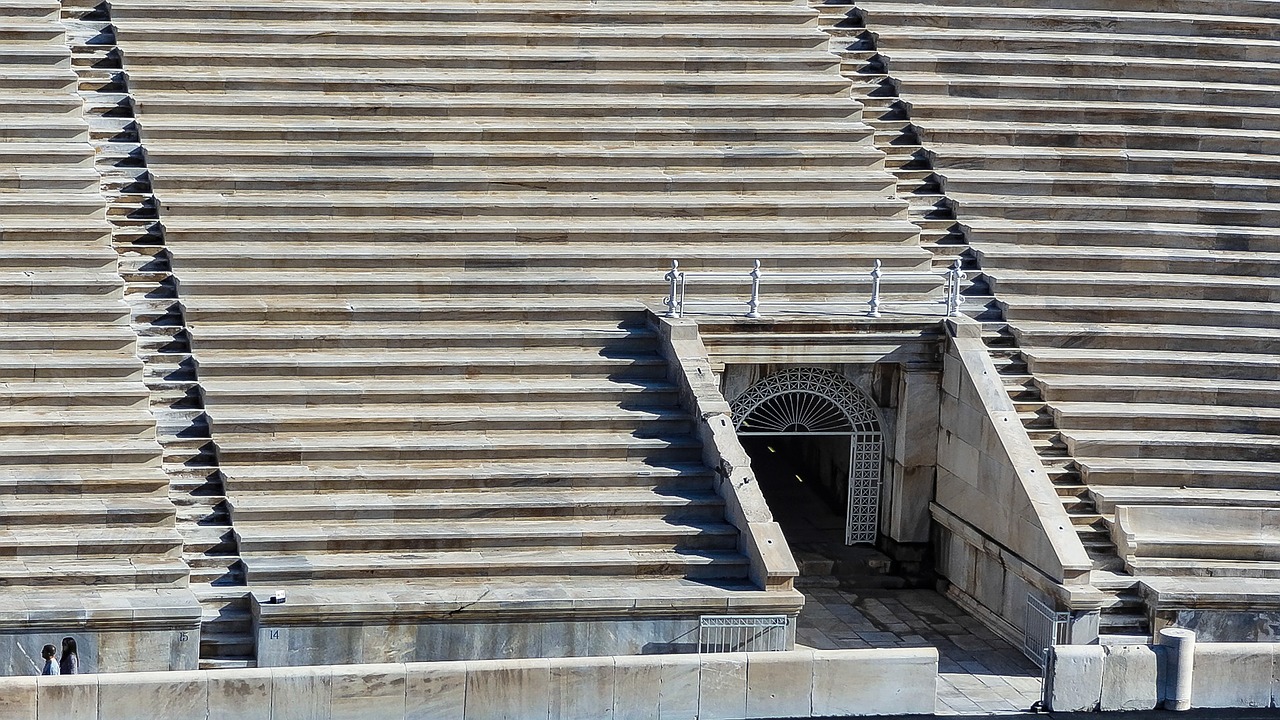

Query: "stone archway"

xmin=729 ymin=367 xmax=884 ymax=544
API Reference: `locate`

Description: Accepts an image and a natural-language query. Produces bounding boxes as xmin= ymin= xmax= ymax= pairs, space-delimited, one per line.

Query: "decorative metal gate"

xmin=728 ymin=367 xmax=884 ymax=545
xmin=1024 ymin=594 xmax=1070 ymax=669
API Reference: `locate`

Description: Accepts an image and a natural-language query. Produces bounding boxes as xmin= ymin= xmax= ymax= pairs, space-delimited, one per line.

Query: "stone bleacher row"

xmin=102 ymin=0 xmax=936 ymax=657
xmin=0 ymin=0 xmax=197 ymax=672
xmin=854 ymin=0 xmax=1280 ymax=601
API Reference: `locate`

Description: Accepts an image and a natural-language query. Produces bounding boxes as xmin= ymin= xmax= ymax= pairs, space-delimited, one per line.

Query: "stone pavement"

xmin=797 ymin=587 xmax=1042 ymax=715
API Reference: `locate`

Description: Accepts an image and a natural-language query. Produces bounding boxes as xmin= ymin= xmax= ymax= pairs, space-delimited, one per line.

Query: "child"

xmin=40 ymin=645 xmax=58 ymax=675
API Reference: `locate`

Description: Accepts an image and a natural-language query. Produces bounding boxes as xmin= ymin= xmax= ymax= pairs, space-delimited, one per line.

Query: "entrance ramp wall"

xmin=935 ymin=319 xmax=1102 ymax=644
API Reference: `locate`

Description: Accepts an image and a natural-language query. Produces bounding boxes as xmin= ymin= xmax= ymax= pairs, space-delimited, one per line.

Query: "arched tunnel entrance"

xmin=729 ymin=367 xmax=884 ymax=546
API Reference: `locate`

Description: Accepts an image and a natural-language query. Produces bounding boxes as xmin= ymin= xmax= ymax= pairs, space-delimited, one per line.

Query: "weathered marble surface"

xmin=0 ymin=647 xmax=939 ymax=719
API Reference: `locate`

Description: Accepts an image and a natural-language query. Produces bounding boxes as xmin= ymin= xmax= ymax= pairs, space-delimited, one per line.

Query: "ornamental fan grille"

xmin=729 ymin=368 xmax=883 ymax=544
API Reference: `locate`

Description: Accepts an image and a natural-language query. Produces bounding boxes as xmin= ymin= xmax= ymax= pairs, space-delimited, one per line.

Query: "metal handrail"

xmin=664 ymin=259 xmax=967 ymax=319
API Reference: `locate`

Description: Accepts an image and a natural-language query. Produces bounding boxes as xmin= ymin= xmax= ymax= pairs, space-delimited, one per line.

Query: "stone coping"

xmin=0 ymin=647 xmax=939 ymax=720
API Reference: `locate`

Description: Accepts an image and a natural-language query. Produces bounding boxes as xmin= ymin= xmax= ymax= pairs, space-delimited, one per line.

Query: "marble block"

xmin=272 ymin=666 xmax=333 ymax=720
xmin=657 ymin=654 xmax=700 ymax=720
xmin=698 ymin=653 xmax=747 ymax=720
xmin=97 ymin=670 xmax=206 ymax=720
xmin=464 ymin=658 xmax=550 ymax=720
xmin=0 ymin=677 xmax=35 ymax=720
xmin=744 ymin=651 xmax=813 ymax=719
xmin=35 ymin=675 xmax=97 ymax=720
xmin=549 ymin=655 xmax=614 ymax=720
xmin=406 ymin=661 xmax=466 ymax=720
xmin=330 ymin=664 xmax=406 ymax=720
xmin=612 ymin=654 xmax=662 ymax=720
xmin=208 ymin=668 xmax=272 ymax=720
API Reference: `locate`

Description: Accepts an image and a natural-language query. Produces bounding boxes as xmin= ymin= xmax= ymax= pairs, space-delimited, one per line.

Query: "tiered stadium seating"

xmin=852 ymin=0 xmax=1280 ymax=626
xmin=0 ymin=0 xmax=196 ymax=672
xmin=106 ymin=0 xmax=932 ymax=659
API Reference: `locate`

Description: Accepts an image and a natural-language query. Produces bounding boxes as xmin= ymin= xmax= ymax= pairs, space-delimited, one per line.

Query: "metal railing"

xmin=1024 ymin=594 xmax=1070 ymax=670
xmin=663 ymin=259 xmax=967 ymax=319
xmin=699 ymin=615 xmax=790 ymax=653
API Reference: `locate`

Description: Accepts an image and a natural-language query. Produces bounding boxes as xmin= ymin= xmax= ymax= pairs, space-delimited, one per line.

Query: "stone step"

xmin=235 ymin=517 xmax=741 ymax=554
xmin=161 ymin=242 xmax=930 ymax=272
xmin=990 ymin=270 xmax=1280 ymax=303
xmin=191 ymin=348 xmax=669 ymax=379
xmin=953 ymin=193 xmax=1280 ymax=229
xmin=1052 ymin=402 xmax=1280 ymax=435
xmin=139 ymin=119 xmax=879 ymax=146
xmin=209 ymin=404 xmax=692 ymax=435
xmin=1023 ymin=347 xmax=1280 ymax=381
xmin=143 ymin=165 xmax=893 ymax=194
xmin=0 ymin=497 xmax=176 ymax=526
xmin=228 ymin=488 xmax=724 ymax=522
xmin=864 ymin=25 xmax=1280 ymax=62
xmin=1092 ymin=485 xmax=1280 ymax=514
xmin=926 ymin=122 xmax=1280 ymax=159
xmin=111 ymin=2 xmax=823 ymax=26
xmin=1033 ymin=373 xmax=1280 ymax=408
xmin=0 ymin=354 xmax=142 ymax=381
xmin=929 ymin=142 xmax=1280 ymax=179
xmin=895 ymin=70 xmax=1280 ymax=108
xmin=113 ymin=23 xmax=832 ymax=51
xmin=214 ymin=431 xmax=704 ymax=465
xmin=243 ymin=547 xmax=749 ymax=583
xmin=963 ymin=218 xmax=1279 ymax=253
xmin=1003 ymin=297 xmax=1280 ymax=331
xmin=218 ymin=460 xmax=713 ymax=493
xmin=973 ymin=243 xmax=1280 ymax=277
xmin=0 ymin=437 xmax=163 ymax=468
xmin=0 ymin=527 xmax=182 ymax=557
xmin=1079 ymin=458 xmax=1280 ymax=491
xmin=0 ymin=557 xmax=188 ymax=588
xmin=199 ymin=376 xmax=678 ymax=407
xmin=0 ymin=467 xmax=167 ymax=496
xmin=873 ymin=48 xmax=1280 ymax=85
xmin=0 ymin=408 xmax=158 ymax=437
xmin=125 ymin=70 xmax=854 ymax=98
xmin=1066 ymin=430 xmax=1280 ymax=463
xmin=117 ymin=45 xmax=841 ymax=72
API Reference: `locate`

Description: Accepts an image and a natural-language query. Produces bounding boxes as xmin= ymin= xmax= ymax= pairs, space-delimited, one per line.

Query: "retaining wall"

xmin=1045 ymin=638 xmax=1280 ymax=711
xmin=0 ymin=648 xmax=938 ymax=720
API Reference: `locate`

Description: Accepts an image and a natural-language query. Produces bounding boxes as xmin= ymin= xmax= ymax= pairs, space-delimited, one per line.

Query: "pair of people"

xmin=39 ymin=638 xmax=78 ymax=675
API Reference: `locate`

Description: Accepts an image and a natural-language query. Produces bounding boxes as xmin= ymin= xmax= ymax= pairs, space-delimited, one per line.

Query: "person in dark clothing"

xmin=58 ymin=637 xmax=78 ymax=675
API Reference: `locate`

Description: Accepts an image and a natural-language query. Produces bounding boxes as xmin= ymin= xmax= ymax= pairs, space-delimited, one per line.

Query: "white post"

xmin=947 ymin=260 xmax=963 ymax=317
xmin=1159 ymin=628 xmax=1195 ymax=711
xmin=665 ymin=259 xmax=680 ymax=318
xmin=747 ymin=260 xmax=761 ymax=319
xmin=868 ymin=259 xmax=882 ymax=317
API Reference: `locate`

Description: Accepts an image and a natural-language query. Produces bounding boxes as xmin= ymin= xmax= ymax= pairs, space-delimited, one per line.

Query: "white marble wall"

xmin=0 ymin=647 xmax=938 ymax=720
xmin=1046 ymin=640 xmax=1280 ymax=712
xmin=0 ymin=627 xmax=199 ymax=677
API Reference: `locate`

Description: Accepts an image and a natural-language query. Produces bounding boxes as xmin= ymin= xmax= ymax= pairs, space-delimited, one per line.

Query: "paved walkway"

xmin=796 ymin=587 xmax=1042 ymax=715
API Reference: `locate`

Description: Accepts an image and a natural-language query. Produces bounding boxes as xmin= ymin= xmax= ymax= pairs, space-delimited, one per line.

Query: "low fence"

xmin=662 ymin=259 xmax=966 ymax=319
xmin=1045 ymin=629 xmax=1280 ymax=712
xmin=0 ymin=647 xmax=939 ymax=720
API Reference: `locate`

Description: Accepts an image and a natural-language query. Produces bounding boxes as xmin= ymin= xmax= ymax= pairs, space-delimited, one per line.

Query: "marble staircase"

xmin=101 ymin=0 xmax=937 ymax=660
xmin=846 ymin=0 xmax=1280 ymax=631
xmin=814 ymin=0 xmax=1149 ymax=640
xmin=0 ymin=0 xmax=197 ymax=672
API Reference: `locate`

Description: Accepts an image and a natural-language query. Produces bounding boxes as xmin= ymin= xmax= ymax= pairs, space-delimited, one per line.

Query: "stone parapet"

xmin=650 ymin=315 xmax=801 ymax=593
xmin=0 ymin=647 xmax=938 ymax=719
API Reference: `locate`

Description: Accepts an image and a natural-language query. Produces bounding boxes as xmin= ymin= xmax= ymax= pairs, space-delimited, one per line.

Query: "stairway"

xmin=843 ymin=0 xmax=1280 ymax=636
xmin=94 ymin=0 xmax=945 ymax=661
xmin=59 ymin=0 xmax=252 ymax=669
xmin=815 ymin=0 xmax=1151 ymax=640
xmin=0 ymin=0 xmax=197 ymax=673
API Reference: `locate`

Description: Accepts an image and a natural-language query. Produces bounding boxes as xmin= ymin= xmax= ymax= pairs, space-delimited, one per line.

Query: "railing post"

xmin=665 ymin=259 xmax=680 ymax=318
xmin=747 ymin=259 xmax=762 ymax=319
xmin=946 ymin=260 xmax=963 ymax=317
xmin=868 ymin=259 xmax=882 ymax=317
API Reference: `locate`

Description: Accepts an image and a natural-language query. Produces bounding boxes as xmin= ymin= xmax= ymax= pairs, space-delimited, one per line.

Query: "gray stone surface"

xmin=797 ymin=587 xmax=1040 ymax=715
xmin=207 ymin=668 xmax=272 ymax=720
xmin=1099 ymin=645 xmax=1158 ymax=711
xmin=1191 ymin=643 xmax=1274 ymax=709
xmin=1045 ymin=645 xmax=1103 ymax=713
xmin=405 ymin=661 xmax=466 ymax=720
xmin=697 ymin=653 xmax=747 ymax=720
